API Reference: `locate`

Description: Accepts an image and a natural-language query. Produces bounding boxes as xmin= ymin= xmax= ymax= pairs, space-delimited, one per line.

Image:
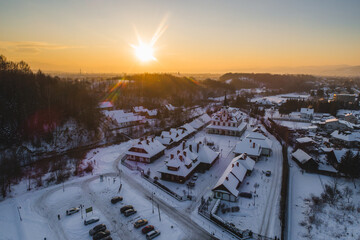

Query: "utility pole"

xmin=62 ymin=181 xmax=65 ymax=192
xmin=152 ymin=192 xmax=154 ymax=214
xmin=17 ymin=206 xmax=22 ymax=221
xmin=157 ymin=203 xmax=161 ymax=221
xmin=80 ymin=204 xmax=83 ymax=219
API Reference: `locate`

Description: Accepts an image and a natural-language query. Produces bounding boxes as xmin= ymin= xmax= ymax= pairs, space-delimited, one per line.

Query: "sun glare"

xmin=131 ymin=15 xmax=168 ymax=63
xmin=132 ymin=42 xmax=156 ymax=62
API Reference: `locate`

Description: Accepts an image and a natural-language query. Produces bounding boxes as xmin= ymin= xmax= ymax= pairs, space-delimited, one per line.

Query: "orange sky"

xmin=0 ymin=0 xmax=359 ymax=73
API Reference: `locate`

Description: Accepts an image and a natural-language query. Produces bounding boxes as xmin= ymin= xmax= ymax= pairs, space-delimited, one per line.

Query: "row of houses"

xmin=125 ymin=113 xmax=211 ymax=163
xmin=155 ymin=114 xmax=211 ymax=147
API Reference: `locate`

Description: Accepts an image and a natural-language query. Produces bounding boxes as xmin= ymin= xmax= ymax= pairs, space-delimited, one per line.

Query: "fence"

xmin=198 ymin=199 xmax=275 ymax=240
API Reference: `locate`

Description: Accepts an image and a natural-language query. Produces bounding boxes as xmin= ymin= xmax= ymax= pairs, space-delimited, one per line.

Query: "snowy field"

xmin=288 ymin=157 xmax=360 ymax=240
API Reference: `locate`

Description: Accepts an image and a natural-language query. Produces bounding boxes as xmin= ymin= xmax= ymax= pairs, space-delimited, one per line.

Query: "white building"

xmin=233 ymin=139 xmax=262 ymax=161
xmin=212 ymin=154 xmax=255 ymax=202
xmin=244 ymin=132 xmax=273 ymax=156
xmin=206 ymin=107 xmax=247 ymax=137
xmin=300 ymin=108 xmax=314 ymax=119
xmin=126 ymin=137 xmax=166 ymax=163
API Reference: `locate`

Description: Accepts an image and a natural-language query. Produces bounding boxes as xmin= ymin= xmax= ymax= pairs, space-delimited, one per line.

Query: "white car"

xmin=66 ymin=207 xmax=80 ymax=216
xmin=146 ymin=230 xmax=160 ymax=240
xmin=84 ymin=216 xmax=99 ymax=225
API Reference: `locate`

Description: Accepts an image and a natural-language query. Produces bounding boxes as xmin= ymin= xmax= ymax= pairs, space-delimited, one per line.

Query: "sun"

xmin=132 ymin=42 xmax=156 ymax=62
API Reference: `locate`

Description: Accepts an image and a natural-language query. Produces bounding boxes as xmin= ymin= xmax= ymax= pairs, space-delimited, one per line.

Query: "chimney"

xmin=244 ymin=153 xmax=247 ymax=158
xmin=182 ymin=141 xmax=185 ymax=150
xmin=170 ymin=154 xmax=174 ymax=159
xmin=226 ymin=177 xmax=229 ymax=181
xmin=197 ymin=142 xmax=200 ymax=153
xmin=236 ymin=162 xmax=239 ymax=166
xmin=177 ymin=150 xmax=180 ymax=155
xmin=253 ymin=142 xmax=255 ymax=148
xmin=152 ymin=137 xmax=154 ymax=142
xmin=232 ymin=163 xmax=234 ymax=168
xmin=146 ymin=139 xmax=149 ymax=145
xmin=183 ymin=151 xmax=187 ymax=157
xmin=179 ymin=155 xmax=183 ymax=161
xmin=189 ymin=144 xmax=192 ymax=152
xmin=249 ymin=139 xmax=252 ymax=143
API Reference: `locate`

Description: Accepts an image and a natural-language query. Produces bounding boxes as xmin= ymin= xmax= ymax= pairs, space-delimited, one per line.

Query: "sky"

xmin=0 ymin=0 xmax=359 ymax=73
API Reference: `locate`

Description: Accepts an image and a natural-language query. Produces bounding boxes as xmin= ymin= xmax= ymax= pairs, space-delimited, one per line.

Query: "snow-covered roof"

xmin=155 ymin=136 xmax=173 ymax=146
xmin=296 ymin=137 xmax=314 ymax=144
xmin=158 ymin=150 xmax=199 ymax=178
xmin=333 ymin=149 xmax=359 ymax=163
xmin=186 ymin=141 xmax=219 ymax=165
xmin=104 ymin=110 xmax=144 ymax=124
xmin=292 ymin=149 xmax=312 ymax=164
xmin=165 ymin=104 xmax=176 ymax=111
xmin=234 ymin=139 xmax=262 ymax=157
xmin=245 ymin=132 xmax=272 ymax=149
xmin=98 ymin=101 xmax=113 ymax=109
xmin=331 ymin=130 xmax=360 ymax=143
xmin=300 ymin=108 xmax=314 ymax=115
xmin=233 ymin=153 xmax=256 ymax=171
xmin=213 ymin=156 xmax=249 ymax=197
xmin=126 ymin=137 xmax=166 ymax=158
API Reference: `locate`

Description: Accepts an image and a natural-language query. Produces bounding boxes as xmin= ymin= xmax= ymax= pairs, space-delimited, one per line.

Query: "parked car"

xmin=265 ymin=170 xmax=271 ymax=177
xmin=120 ymin=205 xmax=133 ymax=213
xmin=111 ymin=196 xmax=123 ymax=204
xmin=100 ymin=236 xmax=112 ymax=240
xmin=89 ymin=224 xmax=106 ymax=236
xmin=142 ymin=225 xmax=155 ymax=234
xmin=66 ymin=208 xmax=80 ymax=216
xmin=84 ymin=216 xmax=100 ymax=225
xmin=146 ymin=230 xmax=160 ymax=240
xmin=93 ymin=230 xmax=110 ymax=240
xmin=124 ymin=209 xmax=137 ymax=217
xmin=192 ymin=173 xmax=198 ymax=181
xmin=239 ymin=192 xmax=252 ymax=199
xmin=134 ymin=219 xmax=148 ymax=228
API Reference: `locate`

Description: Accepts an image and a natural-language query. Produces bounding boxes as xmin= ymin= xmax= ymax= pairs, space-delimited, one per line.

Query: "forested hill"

xmin=219 ymin=73 xmax=317 ymax=92
xmin=0 ymin=55 xmax=102 ymax=152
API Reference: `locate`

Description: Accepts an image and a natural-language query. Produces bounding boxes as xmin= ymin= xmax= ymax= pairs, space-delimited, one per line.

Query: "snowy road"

xmin=258 ymin=134 xmax=283 ymax=238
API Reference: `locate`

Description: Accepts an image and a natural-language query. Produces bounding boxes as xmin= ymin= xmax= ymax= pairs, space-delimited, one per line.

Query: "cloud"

xmin=0 ymin=41 xmax=82 ymax=54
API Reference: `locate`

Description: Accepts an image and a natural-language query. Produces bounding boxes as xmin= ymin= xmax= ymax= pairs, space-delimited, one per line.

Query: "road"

xmin=258 ymin=134 xmax=283 ymax=238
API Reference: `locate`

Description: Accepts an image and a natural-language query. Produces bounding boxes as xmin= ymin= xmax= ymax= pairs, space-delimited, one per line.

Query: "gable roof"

xmin=126 ymin=137 xmax=166 ymax=158
xmin=292 ymin=149 xmax=312 ymax=164
xmin=234 ymin=139 xmax=262 ymax=157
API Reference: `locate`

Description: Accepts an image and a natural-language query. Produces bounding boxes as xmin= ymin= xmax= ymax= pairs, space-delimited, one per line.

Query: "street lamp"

xmin=17 ymin=206 xmax=22 ymax=221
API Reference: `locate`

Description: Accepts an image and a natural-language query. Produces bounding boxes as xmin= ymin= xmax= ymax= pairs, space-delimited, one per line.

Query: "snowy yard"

xmin=288 ymin=157 xmax=360 ymax=240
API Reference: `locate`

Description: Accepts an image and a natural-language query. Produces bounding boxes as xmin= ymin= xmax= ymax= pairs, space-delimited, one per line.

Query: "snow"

xmin=292 ymin=149 xmax=312 ymax=164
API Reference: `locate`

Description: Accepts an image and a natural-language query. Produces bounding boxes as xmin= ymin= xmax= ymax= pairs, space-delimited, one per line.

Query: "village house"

xmin=244 ymin=132 xmax=273 ymax=156
xmin=126 ymin=137 xmax=166 ymax=163
xmin=98 ymin=101 xmax=114 ymax=111
xmin=158 ymin=149 xmax=199 ymax=183
xmin=300 ymin=108 xmax=314 ymax=119
xmin=320 ymin=118 xmax=354 ymax=132
xmin=206 ymin=107 xmax=247 ymax=137
xmin=212 ymin=154 xmax=255 ymax=202
xmin=330 ymin=130 xmax=360 ymax=148
xmin=292 ymin=149 xmax=318 ymax=171
xmin=158 ymin=141 xmax=220 ymax=182
xmin=233 ymin=139 xmax=262 ymax=161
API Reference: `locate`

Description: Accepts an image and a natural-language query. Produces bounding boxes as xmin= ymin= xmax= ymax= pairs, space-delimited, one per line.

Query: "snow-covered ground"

xmin=288 ymin=154 xmax=360 ymax=240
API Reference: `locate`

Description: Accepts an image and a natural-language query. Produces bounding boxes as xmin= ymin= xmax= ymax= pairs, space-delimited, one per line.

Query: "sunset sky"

xmin=0 ymin=0 xmax=359 ymax=73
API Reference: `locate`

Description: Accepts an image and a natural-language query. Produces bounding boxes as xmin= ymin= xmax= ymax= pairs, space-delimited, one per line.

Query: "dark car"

xmin=142 ymin=225 xmax=154 ymax=234
xmin=84 ymin=216 xmax=100 ymax=225
xmin=89 ymin=224 xmax=106 ymax=236
xmin=120 ymin=205 xmax=133 ymax=213
xmin=265 ymin=170 xmax=271 ymax=177
xmin=239 ymin=192 xmax=252 ymax=199
xmin=124 ymin=208 xmax=136 ymax=217
xmin=93 ymin=230 xmax=110 ymax=240
xmin=111 ymin=196 xmax=123 ymax=204
xmin=134 ymin=219 xmax=148 ymax=228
